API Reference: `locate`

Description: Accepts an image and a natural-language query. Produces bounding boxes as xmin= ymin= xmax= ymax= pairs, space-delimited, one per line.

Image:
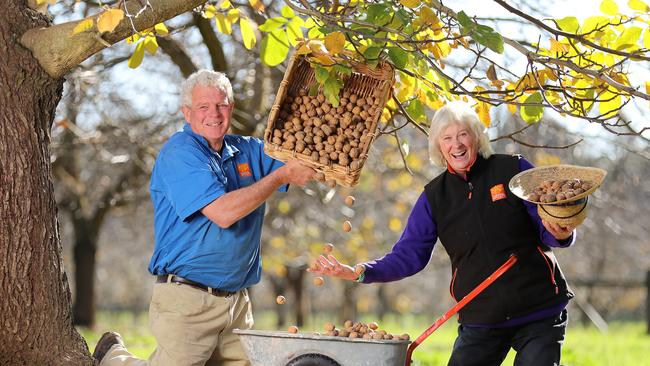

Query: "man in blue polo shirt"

xmin=93 ymin=70 xmax=315 ymax=366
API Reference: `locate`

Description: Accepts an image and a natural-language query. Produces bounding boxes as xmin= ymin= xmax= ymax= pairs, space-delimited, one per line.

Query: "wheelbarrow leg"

xmin=404 ymin=255 xmax=518 ymax=365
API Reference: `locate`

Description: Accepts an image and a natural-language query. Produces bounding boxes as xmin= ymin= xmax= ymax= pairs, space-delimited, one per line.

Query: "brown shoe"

xmin=92 ymin=331 xmax=124 ymax=365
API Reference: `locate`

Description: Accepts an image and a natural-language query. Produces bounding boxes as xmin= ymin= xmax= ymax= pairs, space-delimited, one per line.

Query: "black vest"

xmin=424 ymin=154 xmax=573 ymax=324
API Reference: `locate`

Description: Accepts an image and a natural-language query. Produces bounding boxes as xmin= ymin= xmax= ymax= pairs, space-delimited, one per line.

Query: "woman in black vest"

xmin=309 ymin=101 xmax=580 ymax=366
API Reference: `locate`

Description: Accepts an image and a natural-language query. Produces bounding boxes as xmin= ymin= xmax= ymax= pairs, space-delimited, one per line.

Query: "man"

xmin=93 ymin=70 xmax=315 ymax=366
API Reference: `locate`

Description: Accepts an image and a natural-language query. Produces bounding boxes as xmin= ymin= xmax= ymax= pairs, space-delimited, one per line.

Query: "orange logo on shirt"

xmin=490 ymin=184 xmax=507 ymax=202
xmin=237 ymin=163 xmax=252 ymax=177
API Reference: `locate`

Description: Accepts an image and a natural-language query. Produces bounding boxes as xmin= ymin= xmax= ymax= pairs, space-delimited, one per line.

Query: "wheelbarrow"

xmin=236 ymin=255 xmax=517 ymax=366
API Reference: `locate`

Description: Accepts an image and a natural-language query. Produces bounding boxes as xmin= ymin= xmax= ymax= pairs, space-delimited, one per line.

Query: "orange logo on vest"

xmin=490 ymin=184 xmax=507 ymax=202
xmin=237 ymin=163 xmax=252 ymax=177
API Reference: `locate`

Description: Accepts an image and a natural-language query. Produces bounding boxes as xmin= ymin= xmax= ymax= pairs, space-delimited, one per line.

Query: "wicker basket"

xmin=508 ymin=164 xmax=607 ymax=226
xmin=264 ymin=53 xmax=395 ymax=187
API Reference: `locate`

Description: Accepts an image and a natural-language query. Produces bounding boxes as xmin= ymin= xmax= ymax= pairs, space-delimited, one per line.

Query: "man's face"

xmin=182 ymin=85 xmax=234 ymax=151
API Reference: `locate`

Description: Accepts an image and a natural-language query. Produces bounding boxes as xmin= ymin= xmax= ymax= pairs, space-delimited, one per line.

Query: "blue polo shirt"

xmin=148 ymin=124 xmax=287 ymax=291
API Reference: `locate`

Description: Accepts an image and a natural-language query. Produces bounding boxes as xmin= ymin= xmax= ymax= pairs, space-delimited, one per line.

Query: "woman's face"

xmin=438 ymin=123 xmax=477 ymax=177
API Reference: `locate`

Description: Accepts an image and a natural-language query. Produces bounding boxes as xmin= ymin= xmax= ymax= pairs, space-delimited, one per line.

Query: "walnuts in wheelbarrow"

xmin=318 ymin=321 xmax=410 ymax=341
xmin=270 ymin=89 xmax=384 ymax=170
xmin=528 ymin=179 xmax=594 ymax=203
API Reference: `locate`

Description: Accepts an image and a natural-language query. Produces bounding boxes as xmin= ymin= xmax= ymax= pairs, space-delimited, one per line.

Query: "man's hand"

xmin=281 ymin=159 xmax=315 ymax=186
xmin=542 ymin=220 xmax=575 ymax=240
xmin=307 ymin=254 xmax=359 ymax=281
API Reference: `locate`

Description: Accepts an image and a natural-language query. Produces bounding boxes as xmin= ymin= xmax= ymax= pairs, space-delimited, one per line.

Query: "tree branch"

xmin=20 ymin=0 xmax=206 ymax=78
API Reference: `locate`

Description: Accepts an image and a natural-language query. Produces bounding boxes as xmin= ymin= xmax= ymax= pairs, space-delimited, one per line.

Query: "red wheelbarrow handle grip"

xmin=405 ymin=254 xmax=518 ymax=365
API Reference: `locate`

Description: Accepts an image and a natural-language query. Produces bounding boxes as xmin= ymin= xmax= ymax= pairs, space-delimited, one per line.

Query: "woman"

xmin=309 ymin=101 xmax=578 ymax=366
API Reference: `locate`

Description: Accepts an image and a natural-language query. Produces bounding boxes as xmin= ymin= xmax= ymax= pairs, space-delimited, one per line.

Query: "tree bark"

xmin=0 ymin=1 xmax=91 ymax=364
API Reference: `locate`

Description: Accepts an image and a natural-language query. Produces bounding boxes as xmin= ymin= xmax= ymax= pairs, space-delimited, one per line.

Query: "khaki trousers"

xmin=101 ymin=282 xmax=253 ymax=366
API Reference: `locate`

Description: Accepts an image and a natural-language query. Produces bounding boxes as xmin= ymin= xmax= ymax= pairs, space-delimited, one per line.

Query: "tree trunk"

xmin=286 ymin=265 xmax=306 ymax=327
xmin=0 ymin=2 xmax=91 ymax=364
xmin=72 ymin=220 xmax=98 ymax=327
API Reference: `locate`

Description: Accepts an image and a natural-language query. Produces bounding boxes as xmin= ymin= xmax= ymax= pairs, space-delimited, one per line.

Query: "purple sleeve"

xmin=362 ymin=192 xmax=438 ymax=283
xmin=519 ymin=157 xmax=576 ymax=248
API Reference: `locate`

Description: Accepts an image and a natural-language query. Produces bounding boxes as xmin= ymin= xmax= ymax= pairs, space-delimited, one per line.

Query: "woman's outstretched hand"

xmin=307 ymin=254 xmax=360 ymax=281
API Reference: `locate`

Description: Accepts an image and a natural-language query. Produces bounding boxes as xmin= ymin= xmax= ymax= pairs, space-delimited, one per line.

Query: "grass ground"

xmin=80 ymin=311 xmax=650 ymax=365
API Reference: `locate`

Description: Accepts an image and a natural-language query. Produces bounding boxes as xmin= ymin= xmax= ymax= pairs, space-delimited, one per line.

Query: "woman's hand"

xmin=542 ymin=220 xmax=575 ymax=241
xmin=306 ymin=254 xmax=359 ymax=281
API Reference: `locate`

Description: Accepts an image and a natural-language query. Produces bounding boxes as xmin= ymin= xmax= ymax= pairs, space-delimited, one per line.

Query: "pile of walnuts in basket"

xmin=528 ymin=179 xmax=593 ymax=203
xmin=288 ymin=320 xmax=410 ymax=341
xmin=270 ymin=88 xmax=384 ymax=170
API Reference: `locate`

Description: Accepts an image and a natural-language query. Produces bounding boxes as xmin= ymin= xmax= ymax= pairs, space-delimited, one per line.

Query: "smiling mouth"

xmin=451 ymin=151 xmax=467 ymax=158
xmin=204 ymin=121 xmax=222 ymax=127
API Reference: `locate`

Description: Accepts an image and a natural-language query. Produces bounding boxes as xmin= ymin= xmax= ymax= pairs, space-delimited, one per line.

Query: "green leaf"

xmin=308 ymin=84 xmax=320 ymax=96
xmin=323 ymin=76 xmax=343 ymax=107
xmin=392 ymin=8 xmax=411 ymax=28
xmin=281 ymin=5 xmax=295 ymax=18
xmin=471 ymin=27 xmax=504 ymax=53
xmin=128 ymin=41 xmax=146 ymax=69
xmin=363 ymin=46 xmax=383 ymax=60
xmin=520 ymin=92 xmax=544 ymax=123
xmin=315 ymin=66 xmax=329 ymax=84
xmin=556 ymin=16 xmax=580 ymax=34
xmin=366 ymin=4 xmax=392 ymax=26
xmin=260 ymin=29 xmax=289 ymax=67
xmin=240 ymin=17 xmax=257 ymax=50
xmin=405 ymin=99 xmax=425 ymax=122
xmin=332 ymin=64 xmax=352 ymax=76
xmin=286 ymin=17 xmax=304 ymax=47
xmin=349 ymin=23 xmax=377 ymax=36
xmin=258 ymin=17 xmax=287 ymax=33
xmin=457 ymin=11 xmax=475 ymax=33
xmin=387 ymin=47 xmax=409 ymax=69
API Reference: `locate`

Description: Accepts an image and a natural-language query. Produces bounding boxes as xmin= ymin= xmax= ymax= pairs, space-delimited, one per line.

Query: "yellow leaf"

xmin=550 ymin=38 xmax=570 ymax=53
xmin=239 ymin=17 xmax=256 ymax=50
xmin=72 ymin=19 xmax=94 ymax=35
xmin=215 ymin=13 xmax=232 ymax=34
xmin=312 ymin=53 xmax=336 ymax=66
xmin=128 ymin=41 xmax=145 ymax=69
xmin=143 ymin=36 xmax=158 ymax=55
xmin=476 ymin=101 xmax=491 ymax=127
xmin=418 ymin=6 xmax=439 ymax=26
xmin=600 ymin=0 xmax=619 ymax=15
xmin=37 ymin=0 xmax=57 ymax=4
xmin=97 ymin=8 xmax=124 ymax=33
xmin=220 ymin=0 xmax=232 ymax=9
xmin=643 ymin=29 xmax=650 ymax=49
xmin=389 ymin=217 xmax=402 ymax=232
xmin=249 ymin=0 xmax=265 ymax=13
xmin=486 ymin=64 xmax=497 ymax=81
xmin=227 ymin=8 xmax=240 ymax=23
xmin=628 ymin=0 xmax=650 ymax=11
xmin=324 ymin=32 xmax=345 ymax=55
xmin=203 ymin=4 xmax=217 ymax=18
xmin=599 ymin=88 xmax=621 ymax=117
xmin=126 ymin=33 xmax=140 ymax=44
xmin=400 ymin=0 xmax=420 ymax=9
xmin=507 ymin=103 xmax=517 ymax=114
xmin=646 ymin=81 xmax=650 ymax=94
xmin=154 ymin=23 xmax=169 ymax=36
xmin=295 ymin=42 xmax=312 ymax=55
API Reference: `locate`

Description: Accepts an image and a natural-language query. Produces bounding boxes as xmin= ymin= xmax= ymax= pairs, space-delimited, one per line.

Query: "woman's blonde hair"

xmin=427 ymin=101 xmax=494 ymax=167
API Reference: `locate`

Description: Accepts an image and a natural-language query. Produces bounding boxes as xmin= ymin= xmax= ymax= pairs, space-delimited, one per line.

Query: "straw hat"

xmin=509 ymin=164 xmax=607 ymax=227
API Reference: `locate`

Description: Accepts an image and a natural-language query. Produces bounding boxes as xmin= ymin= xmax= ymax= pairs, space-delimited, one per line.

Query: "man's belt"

xmin=156 ymin=274 xmax=235 ymax=297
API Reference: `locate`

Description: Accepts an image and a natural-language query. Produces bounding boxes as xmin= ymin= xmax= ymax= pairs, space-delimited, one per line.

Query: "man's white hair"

xmin=427 ymin=101 xmax=494 ymax=167
xmin=180 ymin=70 xmax=234 ymax=107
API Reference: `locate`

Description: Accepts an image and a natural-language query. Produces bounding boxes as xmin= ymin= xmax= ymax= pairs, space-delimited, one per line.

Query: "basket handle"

xmin=540 ymin=196 xmax=588 ymax=219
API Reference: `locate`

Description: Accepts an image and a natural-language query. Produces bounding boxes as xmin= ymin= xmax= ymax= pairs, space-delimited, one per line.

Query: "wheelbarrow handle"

xmin=404 ymin=254 xmax=518 ymax=366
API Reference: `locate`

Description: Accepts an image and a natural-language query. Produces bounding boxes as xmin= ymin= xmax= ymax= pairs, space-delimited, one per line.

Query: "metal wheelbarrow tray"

xmin=236 ymin=255 xmax=518 ymax=366
xmin=234 ymin=329 xmax=409 ymax=366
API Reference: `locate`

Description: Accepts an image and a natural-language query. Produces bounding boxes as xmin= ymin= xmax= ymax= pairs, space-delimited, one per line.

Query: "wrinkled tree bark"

xmin=0 ymin=2 xmax=91 ymax=364
xmin=1 ymin=0 xmax=206 ymax=362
